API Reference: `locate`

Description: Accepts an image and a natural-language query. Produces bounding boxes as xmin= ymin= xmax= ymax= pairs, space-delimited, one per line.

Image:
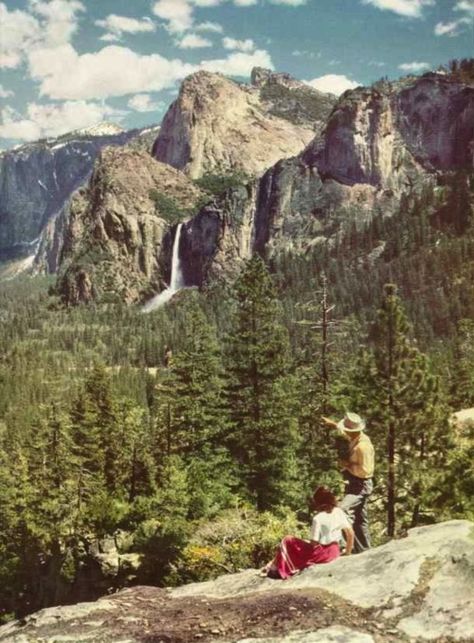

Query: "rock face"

xmin=54 ymin=71 xmax=474 ymax=305
xmin=152 ymin=68 xmax=335 ymax=179
xmin=0 ymin=126 xmax=150 ymax=262
xmin=1 ymin=520 xmax=472 ymax=642
xmin=178 ymin=73 xmax=474 ymax=285
xmin=316 ymin=74 xmax=474 ymax=188
xmin=54 ymin=147 xmax=204 ymax=304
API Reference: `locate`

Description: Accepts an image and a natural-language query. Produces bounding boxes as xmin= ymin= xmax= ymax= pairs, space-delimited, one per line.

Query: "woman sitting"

xmin=263 ymin=486 xmax=354 ymax=579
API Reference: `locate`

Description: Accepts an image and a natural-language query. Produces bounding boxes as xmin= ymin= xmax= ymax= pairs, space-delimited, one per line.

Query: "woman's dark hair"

xmin=312 ymin=486 xmax=337 ymax=512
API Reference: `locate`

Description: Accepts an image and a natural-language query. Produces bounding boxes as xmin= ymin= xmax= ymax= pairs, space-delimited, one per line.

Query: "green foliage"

xmin=227 ymin=256 xmax=301 ymax=510
xmin=344 ymin=285 xmax=451 ymax=536
xmin=170 ymin=504 xmax=305 ymax=584
xmin=445 ymin=58 xmax=474 ymax=83
xmin=260 ymin=82 xmax=335 ymax=126
xmin=194 ymin=171 xmax=250 ymax=197
xmin=1 ymin=165 xmax=473 ymax=622
xmin=149 ymin=189 xmax=210 ymax=224
xmin=437 ymin=422 xmax=474 ymax=521
xmin=149 ymin=190 xmax=189 ymax=224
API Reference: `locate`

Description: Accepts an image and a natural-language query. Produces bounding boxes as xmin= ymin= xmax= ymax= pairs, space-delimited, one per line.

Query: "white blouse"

xmin=310 ymin=507 xmax=351 ymax=545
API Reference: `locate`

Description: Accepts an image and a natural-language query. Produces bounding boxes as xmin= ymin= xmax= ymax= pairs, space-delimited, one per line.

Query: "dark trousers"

xmin=340 ymin=472 xmax=373 ymax=553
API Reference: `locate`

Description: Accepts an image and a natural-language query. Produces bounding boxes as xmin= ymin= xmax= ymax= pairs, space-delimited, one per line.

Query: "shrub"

xmin=149 ymin=190 xmax=187 ymax=224
xmin=194 ymin=171 xmax=250 ymax=197
xmin=169 ymin=504 xmax=305 ymax=584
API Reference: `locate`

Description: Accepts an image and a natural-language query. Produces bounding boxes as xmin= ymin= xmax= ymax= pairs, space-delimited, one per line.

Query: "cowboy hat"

xmin=337 ymin=412 xmax=366 ymax=432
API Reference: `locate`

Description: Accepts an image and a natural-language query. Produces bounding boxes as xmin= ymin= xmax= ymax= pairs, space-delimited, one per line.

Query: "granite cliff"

xmin=152 ymin=68 xmax=335 ymax=179
xmin=0 ymin=124 xmax=159 ymax=264
xmin=176 ymin=72 xmax=474 ymax=285
xmin=53 ymin=70 xmax=474 ymax=305
xmin=54 ymin=147 xmax=204 ymax=305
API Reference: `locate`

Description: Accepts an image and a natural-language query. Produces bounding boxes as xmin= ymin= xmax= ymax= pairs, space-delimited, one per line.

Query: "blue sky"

xmin=0 ymin=0 xmax=473 ymax=148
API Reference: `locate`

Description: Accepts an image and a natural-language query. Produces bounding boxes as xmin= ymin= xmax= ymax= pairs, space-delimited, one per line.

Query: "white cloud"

xmin=195 ymin=21 xmax=224 ymax=32
xmin=435 ymin=1 xmax=473 ymax=36
xmin=362 ymin=0 xmax=434 ymax=18
xmin=399 ymin=61 xmax=430 ymax=72
xmin=434 ymin=20 xmax=462 ymax=36
xmin=0 ymin=100 xmax=121 ymax=141
xmin=305 ymin=74 xmax=359 ymax=95
xmin=0 ymin=85 xmax=14 ymax=98
xmin=222 ymin=37 xmax=255 ymax=52
xmin=153 ymin=0 xmax=294 ymax=34
xmin=28 ymin=44 xmax=197 ymax=100
xmin=100 ymin=33 xmax=120 ymax=43
xmin=178 ymin=33 xmax=213 ymax=48
xmin=368 ymin=60 xmax=386 ymax=66
xmin=0 ymin=3 xmax=40 ymax=68
xmin=152 ymin=0 xmax=194 ymax=33
xmin=454 ymin=0 xmax=474 ymax=16
xmin=0 ymin=0 xmax=84 ymax=69
xmin=128 ymin=94 xmax=165 ymax=113
xmin=28 ymin=0 xmax=85 ymax=47
xmin=28 ymin=42 xmax=274 ymax=100
xmin=95 ymin=14 xmax=155 ymax=41
xmin=199 ymin=49 xmax=273 ymax=76
xmin=292 ymin=49 xmax=320 ymax=58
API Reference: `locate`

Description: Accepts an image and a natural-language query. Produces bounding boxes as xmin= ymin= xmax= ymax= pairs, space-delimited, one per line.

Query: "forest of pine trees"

xmin=1 ymin=171 xmax=474 ymax=621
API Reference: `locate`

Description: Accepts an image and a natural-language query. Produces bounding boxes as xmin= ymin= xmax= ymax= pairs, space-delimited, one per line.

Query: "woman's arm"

xmin=342 ymin=527 xmax=354 ymax=555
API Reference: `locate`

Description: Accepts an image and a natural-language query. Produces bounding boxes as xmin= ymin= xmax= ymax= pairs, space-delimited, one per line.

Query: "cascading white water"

xmin=142 ymin=223 xmax=184 ymax=312
xmin=169 ymin=223 xmax=184 ymax=291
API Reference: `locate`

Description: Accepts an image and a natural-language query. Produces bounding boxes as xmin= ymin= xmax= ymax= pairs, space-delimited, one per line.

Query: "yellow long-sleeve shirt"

xmin=340 ymin=432 xmax=374 ymax=479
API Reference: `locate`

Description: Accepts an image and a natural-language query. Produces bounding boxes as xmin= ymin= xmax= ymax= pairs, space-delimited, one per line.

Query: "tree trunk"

xmin=387 ymin=417 xmax=396 ymax=537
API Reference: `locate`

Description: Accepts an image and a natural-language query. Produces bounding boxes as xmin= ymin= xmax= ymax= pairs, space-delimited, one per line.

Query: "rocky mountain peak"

xmin=73 ymin=121 xmax=125 ymax=137
xmin=53 ymin=146 xmax=205 ymax=305
xmin=152 ymin=68 xmax=331 ymax=180
xmin=313 ymin=73 xmax=474 ymax=189
xmin=0 ymin=125 xmax=145 ymax=262
xmin=251 ymin=66 xmax=311 ymax=92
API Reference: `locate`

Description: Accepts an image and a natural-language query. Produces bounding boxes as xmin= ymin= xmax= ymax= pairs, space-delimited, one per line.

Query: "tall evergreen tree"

xmin=153 ymin=296 xmax=234 ymax=517
xmin=366 ymin=284 xmax=448 ymax=535
xmin=227 ymin=256 xmax=300 ymax=510
xmin=449 ymin=319 xmax=474 ymax=409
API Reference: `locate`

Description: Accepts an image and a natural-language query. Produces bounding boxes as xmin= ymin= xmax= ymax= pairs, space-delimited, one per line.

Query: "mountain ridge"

xmin=0 ymin=125 xmax=160 ymax=263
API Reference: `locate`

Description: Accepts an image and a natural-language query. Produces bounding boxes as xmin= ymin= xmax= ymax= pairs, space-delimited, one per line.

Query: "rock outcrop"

xmin=315 ymin=74 xmax=474 ymax=188
xmin=54 ymin=71 xmax=474 ymax=305
xmin=152 ymin=68 xmax=335 ymax=179
xmin=177 ymin=73 xmax=474 ymax=285
xmin=54 ymin=147 xmax=205 ymax=304
xmin=1 ymin=520 xmax=472 ymax=642
xmin=0 ymin=125 xmax=153 ymax=263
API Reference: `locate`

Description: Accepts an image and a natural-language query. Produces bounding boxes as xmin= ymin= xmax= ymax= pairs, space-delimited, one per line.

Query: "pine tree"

xmin=367 ymin=284 xmax=448 ymax=536
xmin=169 ymin=299 xmax=229 ymax=459
xmin=227 ymin=256 xmax=300 ymax=510
xmin=294 ymin=275 xmax=342 ymax=490
xmin=450 ymin=319 xmax=474 ymax=409
xmin=153 ymin=296 xmax=235 ymax=518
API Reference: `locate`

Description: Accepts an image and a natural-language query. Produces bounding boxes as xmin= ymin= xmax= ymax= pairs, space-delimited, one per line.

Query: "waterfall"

xmin=142 ymin=223 xmax=184 ymax=312
xmin=169 ymin=223 xmax=184 ymax=291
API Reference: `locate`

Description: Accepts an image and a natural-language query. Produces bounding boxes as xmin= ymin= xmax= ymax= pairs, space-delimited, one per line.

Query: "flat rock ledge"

xmin=1 ymin=520 xmax=473 ymax=643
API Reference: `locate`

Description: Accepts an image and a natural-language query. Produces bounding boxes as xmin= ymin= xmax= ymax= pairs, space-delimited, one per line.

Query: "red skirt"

xmin=274 ymin=536 xmax=340 ymax=579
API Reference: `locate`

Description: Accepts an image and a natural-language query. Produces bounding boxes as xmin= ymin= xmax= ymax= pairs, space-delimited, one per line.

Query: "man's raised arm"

xmin=321 ymin=416 xmax=338 ymax=429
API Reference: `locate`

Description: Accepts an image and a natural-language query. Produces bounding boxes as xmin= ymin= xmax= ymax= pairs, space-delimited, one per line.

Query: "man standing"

xmin=322 ymin=412 xmax=374 ymax=553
